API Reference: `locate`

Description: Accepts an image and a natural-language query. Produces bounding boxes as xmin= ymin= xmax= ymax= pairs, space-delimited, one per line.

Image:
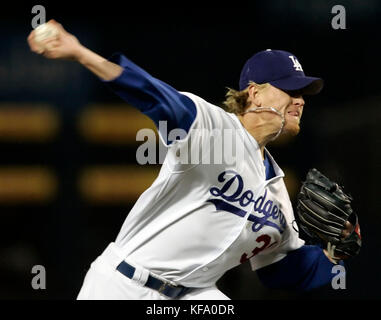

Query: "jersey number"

xmin=240 ymin=234 xmax=271 ymax=264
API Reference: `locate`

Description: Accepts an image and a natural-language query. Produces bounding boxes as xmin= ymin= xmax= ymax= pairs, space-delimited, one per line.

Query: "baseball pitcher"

xmin=27 ymin=20 xmax=361 ymax=300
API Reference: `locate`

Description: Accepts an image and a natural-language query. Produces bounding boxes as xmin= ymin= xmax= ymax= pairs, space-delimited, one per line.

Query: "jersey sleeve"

xmin=101 ymin=52 xmax=197 ymax=144
xmin=249 ymin=222 xmax=305 ymax=271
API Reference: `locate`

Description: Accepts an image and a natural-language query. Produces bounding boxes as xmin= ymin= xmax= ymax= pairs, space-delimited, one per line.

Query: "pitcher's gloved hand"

xmin=296 ymin=168 xmax=362 ymax=261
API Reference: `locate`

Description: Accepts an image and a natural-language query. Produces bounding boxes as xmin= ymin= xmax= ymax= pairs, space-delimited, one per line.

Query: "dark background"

xmin=0 ymin=0 xmax=380 ymax=299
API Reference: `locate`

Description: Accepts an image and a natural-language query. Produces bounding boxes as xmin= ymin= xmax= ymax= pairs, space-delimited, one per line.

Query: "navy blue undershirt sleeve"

xmin=263 ymin=152 xmax=276 ymax=180
xmin=101 ymin=52 xmax=197 ymax=143
xmin=256 ymin=245 xmax=344 ymax=291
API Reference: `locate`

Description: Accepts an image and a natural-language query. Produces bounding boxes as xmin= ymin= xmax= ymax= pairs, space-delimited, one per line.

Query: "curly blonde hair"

xmin=222 ymin=82 xmax=269 ymax=114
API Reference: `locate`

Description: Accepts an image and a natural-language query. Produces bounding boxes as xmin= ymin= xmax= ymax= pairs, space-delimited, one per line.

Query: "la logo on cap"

xmin=288 ymin=56 xmax=303 ymax=71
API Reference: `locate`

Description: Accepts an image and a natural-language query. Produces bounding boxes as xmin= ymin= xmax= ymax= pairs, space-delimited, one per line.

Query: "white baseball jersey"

xmin=114 ymin=92 xmax=304 ymax=288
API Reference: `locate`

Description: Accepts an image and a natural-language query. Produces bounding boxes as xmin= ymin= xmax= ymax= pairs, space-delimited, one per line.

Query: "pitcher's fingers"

xmin=46 ymin=41 xmax=61 ymax=51
xmin=341 ymin=221 xmax=352 ymax=238
xmin=41 ymin=38 xmax=60 ymax=48
xmin=47 ymin=19 xmax=67 ymax=35
xmin=27 ymin=32 xmax=44 ymax=54
xmin=43 ymin=49 xmax=58 ymax=59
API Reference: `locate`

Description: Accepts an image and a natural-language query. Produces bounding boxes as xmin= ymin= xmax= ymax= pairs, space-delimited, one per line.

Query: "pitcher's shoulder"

xmin=180 ymin=92 xmax=231 ymax=117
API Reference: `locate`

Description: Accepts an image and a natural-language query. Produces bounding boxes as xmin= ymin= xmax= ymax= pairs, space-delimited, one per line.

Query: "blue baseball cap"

xmin=239 ymin=49 xmax=323 ymax=95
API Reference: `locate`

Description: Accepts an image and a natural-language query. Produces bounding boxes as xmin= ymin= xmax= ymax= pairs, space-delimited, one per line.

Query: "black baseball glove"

xmin=296 ymin=168 xmax=362 ymax=260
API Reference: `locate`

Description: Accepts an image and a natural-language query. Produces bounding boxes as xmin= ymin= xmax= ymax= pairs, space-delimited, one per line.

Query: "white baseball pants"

xmin=77 ymin=242 xmax=229 ymax=300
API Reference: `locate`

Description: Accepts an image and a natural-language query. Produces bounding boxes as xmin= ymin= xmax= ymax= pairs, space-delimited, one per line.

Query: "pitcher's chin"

xmin=281 ymin=123 xmax=300 ymax=137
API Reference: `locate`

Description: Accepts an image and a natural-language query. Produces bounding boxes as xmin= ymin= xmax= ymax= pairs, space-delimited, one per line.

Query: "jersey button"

xmin=202 ymin=267 xmax=208 ymax=272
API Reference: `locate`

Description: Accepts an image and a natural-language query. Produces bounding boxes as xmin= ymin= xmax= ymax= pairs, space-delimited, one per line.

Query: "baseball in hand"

xmin=34 ymin=23 xmax=59 ymax=49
